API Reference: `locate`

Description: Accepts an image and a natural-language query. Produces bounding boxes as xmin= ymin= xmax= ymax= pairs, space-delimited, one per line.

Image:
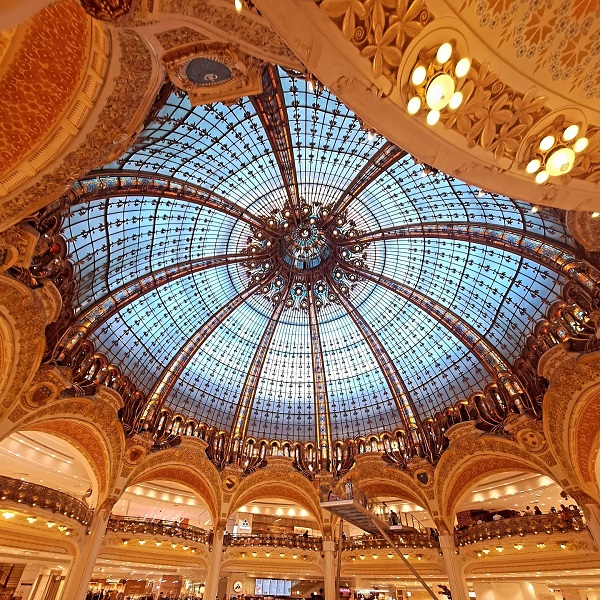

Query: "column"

xmin=204 ymin=528 xmax=225 ymax=600
xmin=583 ymin=503 xmax=600 ymax=547
xmin=438 ymin=534 xmax=469 ymax=600
xmin=14 ymin=565 xmax=44 ymax=600
xmin=31 ymin=568 xmax=52 ymax=600
xmin=323 ymin=539 xmax=336 ymax=600
xmin=519 ymin=582 xmax=537 ymax=600
xmin=60 ymin=507 xmax=110 ymax=600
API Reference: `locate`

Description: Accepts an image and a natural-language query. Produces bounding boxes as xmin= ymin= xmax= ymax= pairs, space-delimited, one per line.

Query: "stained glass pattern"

xmin=61 ymin=70 xmax=578 ymax=442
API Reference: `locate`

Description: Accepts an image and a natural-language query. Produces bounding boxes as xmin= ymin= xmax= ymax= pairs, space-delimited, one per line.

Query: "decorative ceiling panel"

xmin=62 ymin=69 xmax=576 ymax=443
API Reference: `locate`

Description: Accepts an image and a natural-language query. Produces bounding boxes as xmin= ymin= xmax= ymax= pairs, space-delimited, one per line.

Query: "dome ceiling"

xmin=62 ymin=66 xmax=580 ymax=443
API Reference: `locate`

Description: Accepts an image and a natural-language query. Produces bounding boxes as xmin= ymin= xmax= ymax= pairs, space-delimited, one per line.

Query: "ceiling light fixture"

xmin=406 ymin=42 xmax=471 ymax=126
xmin=523 ymin=123 xmax=588 ymax=183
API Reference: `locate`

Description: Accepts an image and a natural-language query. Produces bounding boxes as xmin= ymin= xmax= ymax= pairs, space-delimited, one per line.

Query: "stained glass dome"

xmin=61 ymin=67 xmax=580 ymax=444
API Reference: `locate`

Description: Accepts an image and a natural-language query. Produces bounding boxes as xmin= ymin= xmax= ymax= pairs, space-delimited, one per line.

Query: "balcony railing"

xmin=454 ymin=512 xmax=586 ymax=546
xmin=224 ymin=533 xmax=323 ymax=551
xmin=0 ymin=475 xmax=93 ymax=525
xmin=108 ymin=516 xmax=211 ymax=543
xmin=343 ymin=532 xmax=439 ymax=551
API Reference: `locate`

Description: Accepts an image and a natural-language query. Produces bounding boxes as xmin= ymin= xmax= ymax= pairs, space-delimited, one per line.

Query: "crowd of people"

xmin=85 ymin=591 xmax=201 ymax=600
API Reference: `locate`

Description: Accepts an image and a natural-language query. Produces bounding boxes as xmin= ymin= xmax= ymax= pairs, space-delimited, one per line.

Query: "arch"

xmin=0 ymin=429 xmax=100 ymax=509
xmin=349 ymin=456 xmax=432 ymax=513
xmin=434 ymin=423 xmax=556 ymax=530
xmin=115 ymin=478 xmax=214 ymax=532
xmin=227 ymin=465 xmax=323 ymax=532
xmin=124 ymin=438 xmax=222 ymax=527
xmin=541 ymin=349 xmax=600 ymax=502
xmin=5 ymin=394 xmax=126 ymax=502
xmin=0 ymin=276 xmax=48 ymax=419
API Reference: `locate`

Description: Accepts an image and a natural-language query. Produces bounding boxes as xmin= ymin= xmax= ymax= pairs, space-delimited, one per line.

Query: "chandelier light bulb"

xmin=526 ymin=159 xmax=541 ymax=174
xmin=234 ymin=0 xmax=243 ymax=12
xmin=535 ymin=170 xmax=549 ymax=184
xmin=573 ymin=137 xmax=589 ymax=153
xmin=455 ymin=57 xmax=471 ymax=78
xmin=592 ymin=212 xmax=600 ymax=218
xmin=531 ymin=205 xmax=539 ymax=214
xmin=426 ymin=109 xmax=441 ymax=126
xmin=539 ymin=135 xmax=555 ymax=152
xmin=436 ymin=43 xmax=453 ymax=64
xmin=407 ymin=96 xmax=422 ymax=115
xmin=411 ymin=66 xmax=427 ymax=86
xmin=562 ymin=124 xmax=579 ymax=141
xmin=426 ymin=74 xmax=455 ymax=110
xmin=449 ymin=91 xmax=463 ymax=110
xmin=546 ymin=147 xmax=575 ymax=176
xmin=308 ymin=79 xmax=315 ymax=93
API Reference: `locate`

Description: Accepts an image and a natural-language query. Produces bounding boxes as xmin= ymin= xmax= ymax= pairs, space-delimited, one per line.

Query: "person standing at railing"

xmin=344 ymin=478 xmax=353 ymax=499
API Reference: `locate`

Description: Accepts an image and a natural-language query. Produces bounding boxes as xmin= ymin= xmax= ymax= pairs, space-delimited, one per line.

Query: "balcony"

xmin=454 ymin=511 xmax=586 ymax=546
xmin=343 ymin=532 xmax=439 ymax=551
xmin=224 ymin=533 xmax=323 ymax=551
xmin=108 ymin=516 xmax=211 ymax=543
xmin=0 ymin=475 xmax=93 ymax=525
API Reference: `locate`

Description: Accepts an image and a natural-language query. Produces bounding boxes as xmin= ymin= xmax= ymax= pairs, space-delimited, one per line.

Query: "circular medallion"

xmin=233 ymin=581 xmax=244 ymax=593
xmin=186 ymin=58 xmax=232 ymax=86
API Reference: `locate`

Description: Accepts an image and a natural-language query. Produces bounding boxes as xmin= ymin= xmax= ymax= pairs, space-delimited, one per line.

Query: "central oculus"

xmin=281 ymin=222 xmax=331 ymax=271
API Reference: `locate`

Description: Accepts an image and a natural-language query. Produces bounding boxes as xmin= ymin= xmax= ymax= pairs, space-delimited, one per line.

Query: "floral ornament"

xmin=510 ymin=88 xmax=547 ymax=129
xmin=361 ymin=20 xmax=402 ymax=79
xmin=391 ymin=0 xmax=426 ymax=52
xmin=320 ymin=0 xmax=368 ymax=41
xmin=467 ymin=92 xmax=513 ymax=150
xmin=442 ymin=80 xmax=489 ymax=135
xmin=490 ymin=122 xmax=527 ymax=162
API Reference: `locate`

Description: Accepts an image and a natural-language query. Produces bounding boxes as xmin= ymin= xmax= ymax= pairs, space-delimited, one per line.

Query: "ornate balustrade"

xmin=224 ymin=533 xmax=323 ymax=551
xmin=343 ymin=532 xmax=438 ymax=551
xmin=0 ymin=475 xmax=93 ymax=525
xmin=108 ymin=516 xmax=210 ymax=543
xmin=454 ymin=512 xmax=586 ymax=546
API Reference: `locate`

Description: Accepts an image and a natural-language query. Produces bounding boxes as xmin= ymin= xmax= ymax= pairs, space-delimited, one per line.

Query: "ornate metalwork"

xmin=34 ymin=66 xmax=600 ymax=480
xmin=351 ymin=222 xmax=600 ymax=290
xmin=338 ymin=263 xmax=524 ymax=397
xmin=57 ymin=253 xmax=253 ymax=362
xmin=71 ymin=172 xmax=266 ymax=229
xmin=454 ymin=512 xmax=586 ymax=547
xmin=328 ymin=274 xmax=421 ymax=436
xmin=230 ymin=286 xmax=288 ymax=445
xmin=250 ymin=65 xmax=300 ymax=214
xmin=145 ymin=277 xmax=273 ymax=433
xmin=307 ymin=284 xmax=333 ymax=471
xmin=109 ymin=516 xmax=210 ymax=543
xmin=327 ymin=142 xmax=406 ymax=219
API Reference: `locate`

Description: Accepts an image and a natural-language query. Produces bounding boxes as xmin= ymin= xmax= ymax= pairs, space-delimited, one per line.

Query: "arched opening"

xmin=223 ymin=496 xmax=324 ymax=598
xmin=453 ymin=471 xmax=568 ymax=528
xmin=94 ymin=479 xmax=213 ymax=599
xmin=113 ymin=479 xmax=213 ymax=529
xmin=0 ymin=430 xmax=97 ymax=507
xmin=229 ymin=497 xmax=321 ymax=539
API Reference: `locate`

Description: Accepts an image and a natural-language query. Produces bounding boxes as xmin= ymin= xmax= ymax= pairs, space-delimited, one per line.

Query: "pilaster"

xmin=439 ymin=533 xmax=469 ymax=600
